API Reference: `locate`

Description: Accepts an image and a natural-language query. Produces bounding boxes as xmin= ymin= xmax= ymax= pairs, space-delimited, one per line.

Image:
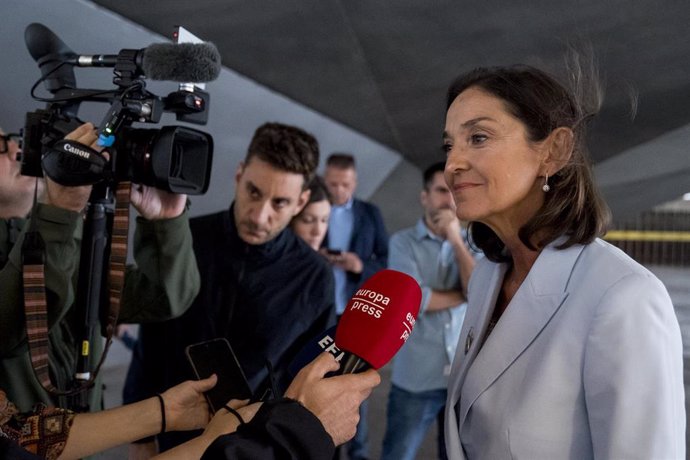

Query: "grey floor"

xmin=97 ymin=265 xmax=690 ymax=460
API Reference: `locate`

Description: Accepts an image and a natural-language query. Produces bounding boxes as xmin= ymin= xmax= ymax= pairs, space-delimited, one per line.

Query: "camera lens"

xmin=116 ymin=126 xmax=213 ymax=194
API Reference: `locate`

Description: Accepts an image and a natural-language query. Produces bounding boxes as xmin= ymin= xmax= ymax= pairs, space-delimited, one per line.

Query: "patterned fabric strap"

xmin=1 ymin=389 xmax=76 ymax=460
xmin=89 ymin=180 xmax=132 ymax=381
xmin=22 ymin=181 xmax=131 ymax=397
xmin=22 ymin=256 xmax=60 ymax=394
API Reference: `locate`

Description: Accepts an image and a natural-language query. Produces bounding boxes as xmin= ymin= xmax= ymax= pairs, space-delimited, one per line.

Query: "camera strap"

xmin=21 ymin=181 xmax=132 ymax=397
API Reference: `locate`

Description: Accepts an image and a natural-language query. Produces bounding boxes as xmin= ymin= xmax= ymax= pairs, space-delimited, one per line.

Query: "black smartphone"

xmin=327 ymin=248 xmax=342 ymax=255
xmin=185 ymin=338 xmax=252 ymax=413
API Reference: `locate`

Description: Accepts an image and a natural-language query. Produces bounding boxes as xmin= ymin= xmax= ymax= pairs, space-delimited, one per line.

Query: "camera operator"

xmin=0 ymin=122 xmax=201 ymax=413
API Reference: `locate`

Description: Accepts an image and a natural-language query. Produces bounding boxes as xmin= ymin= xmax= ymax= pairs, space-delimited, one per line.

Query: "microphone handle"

xmin=75 ymin=54 xmax=119 ymax=67
xmin=340 ymin=352 xmax=370 ymax=374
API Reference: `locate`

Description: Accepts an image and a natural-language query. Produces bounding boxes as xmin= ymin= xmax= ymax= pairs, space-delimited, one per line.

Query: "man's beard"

xmin=238 ymin=220 xmax=273 ymax=242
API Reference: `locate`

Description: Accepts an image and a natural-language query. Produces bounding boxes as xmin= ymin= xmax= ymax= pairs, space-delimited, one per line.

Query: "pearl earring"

xmin=542 ymin=173 xmax=550 ymax=192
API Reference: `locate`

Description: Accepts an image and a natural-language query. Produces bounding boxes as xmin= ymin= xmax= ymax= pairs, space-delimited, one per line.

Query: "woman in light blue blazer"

xmin=442 ymin=64 xmax=685 ymax=459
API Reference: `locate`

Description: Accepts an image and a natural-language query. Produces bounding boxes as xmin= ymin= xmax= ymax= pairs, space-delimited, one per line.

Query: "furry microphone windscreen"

xmin=142 ymin=42 xmax=222 ymax=82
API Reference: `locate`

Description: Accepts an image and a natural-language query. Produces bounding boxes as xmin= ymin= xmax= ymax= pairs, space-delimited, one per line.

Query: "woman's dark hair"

xmin=305 ymin=175 xmax=332 ymax=205
xmin=292 ymin=175 xmax=332 ymax=225
xmin=446 ymin=62 xmax=610 ymax=262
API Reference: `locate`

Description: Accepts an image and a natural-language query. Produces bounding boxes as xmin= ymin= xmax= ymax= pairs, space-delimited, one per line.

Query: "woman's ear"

xmin=543 ymin=127 xmax=574 ymax=174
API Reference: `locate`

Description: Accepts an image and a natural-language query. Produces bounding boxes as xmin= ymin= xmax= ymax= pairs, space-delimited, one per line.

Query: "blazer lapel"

xmin=445 ymin=261 xmax=507 ymax=458
xmin=457 ymin=242 xmax=585 ymax=431
xmin=447 ymin=262 xmax=506 ymax=407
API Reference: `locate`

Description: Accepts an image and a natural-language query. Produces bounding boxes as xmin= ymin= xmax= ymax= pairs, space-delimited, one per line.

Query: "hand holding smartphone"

xmin=185 ymin=338 xmax=252 ymax=413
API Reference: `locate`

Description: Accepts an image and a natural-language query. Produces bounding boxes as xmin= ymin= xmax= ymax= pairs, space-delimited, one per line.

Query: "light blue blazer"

xmin=445 ymin=238 xmax=685 ymax=459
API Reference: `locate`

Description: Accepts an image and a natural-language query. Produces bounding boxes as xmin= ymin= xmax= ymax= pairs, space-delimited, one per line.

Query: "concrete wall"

xmin=595 ymin=123 xmax=690 ymax=221
xmin=8 ymin=0 xmax=684 ymax=236
xmin=369 ymin=159 xmax=423 ymax=234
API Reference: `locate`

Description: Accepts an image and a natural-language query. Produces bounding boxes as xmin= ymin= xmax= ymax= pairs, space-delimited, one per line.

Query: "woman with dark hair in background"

xmin=291 ymin=176 xmax=332 ymax=251
xmin=442 ymin=62 xmax=685 ymax=459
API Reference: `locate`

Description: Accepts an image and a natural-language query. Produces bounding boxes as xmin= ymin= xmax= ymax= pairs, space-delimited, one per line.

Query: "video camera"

xmin=21 ymin=23 xmax=219 ymax=194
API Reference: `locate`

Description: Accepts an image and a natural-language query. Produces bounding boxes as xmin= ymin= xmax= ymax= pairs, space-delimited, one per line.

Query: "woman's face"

xmin=291 ymin=199 xmax=331 ymax=251
xmin=443 ymin=87 xmax=546 ymax=233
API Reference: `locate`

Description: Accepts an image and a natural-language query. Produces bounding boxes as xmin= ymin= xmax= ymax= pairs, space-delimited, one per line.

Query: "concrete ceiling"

xmin=91 ymin=0 xmax=690 ymax=170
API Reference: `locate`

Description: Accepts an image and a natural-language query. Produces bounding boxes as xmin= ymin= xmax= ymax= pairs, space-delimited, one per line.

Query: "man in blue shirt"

xmin=322 ymin=153 xmax=388 ymax=316
xmin=381 ymin=161 xmax=477 ymax=460
xmin=322 ymin=153 xmax=388 ymax=460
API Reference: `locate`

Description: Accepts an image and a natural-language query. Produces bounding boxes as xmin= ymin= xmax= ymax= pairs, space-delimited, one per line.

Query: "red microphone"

xmin=335 ymin=269 xmax=421 ymax=374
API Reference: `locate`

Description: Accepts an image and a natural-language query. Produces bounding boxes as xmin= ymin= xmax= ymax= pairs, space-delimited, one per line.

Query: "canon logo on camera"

xmin=63 ymin=143 xmax=91 ymax=159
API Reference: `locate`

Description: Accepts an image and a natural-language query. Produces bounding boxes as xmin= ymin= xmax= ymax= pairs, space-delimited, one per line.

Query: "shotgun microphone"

xmin=25 ymin=22 xmax=221 ymax=85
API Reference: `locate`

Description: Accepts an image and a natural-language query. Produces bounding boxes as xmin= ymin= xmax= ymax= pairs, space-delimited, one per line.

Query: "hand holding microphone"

xmin=285 ymin=353 xmax=380 ymax=446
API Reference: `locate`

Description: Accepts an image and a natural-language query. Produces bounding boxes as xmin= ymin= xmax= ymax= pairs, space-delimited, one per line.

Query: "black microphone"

xmin=25 ymin=23 xmax=222 ymax=84
xmin=74 ymin=43 xmax=221 ymax=83
xmin=288 ymin=326 xmax=343 ymax=379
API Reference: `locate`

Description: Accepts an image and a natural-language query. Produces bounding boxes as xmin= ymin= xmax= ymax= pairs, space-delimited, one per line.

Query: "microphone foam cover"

xmin=142 ymin=42 xmax=222 ymax=82
xmin=335 ymin=269 xmax=421 ymax=369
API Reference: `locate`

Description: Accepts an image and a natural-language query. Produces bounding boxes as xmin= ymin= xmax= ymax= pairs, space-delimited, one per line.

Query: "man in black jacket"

xmin=125 ymin=122 xmax=338 ymax=454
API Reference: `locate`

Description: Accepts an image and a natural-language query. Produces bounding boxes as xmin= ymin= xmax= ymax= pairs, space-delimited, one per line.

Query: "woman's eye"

xmin=442 ymin=143 xmax=452 ymax=154
xmin=470 ymin=134 xmax=488 ymax=144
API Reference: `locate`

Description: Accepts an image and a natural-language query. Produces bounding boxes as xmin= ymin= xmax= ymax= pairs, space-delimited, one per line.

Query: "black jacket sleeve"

xmin=0 ymin=436 xmax=42 ymax=460
xmin=201 ymin=398 xmax=335 ymax=460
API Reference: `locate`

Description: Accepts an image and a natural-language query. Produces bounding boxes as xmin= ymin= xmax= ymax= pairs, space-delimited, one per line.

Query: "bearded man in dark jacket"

xmin=125 ymin=122 xmax=337 ymax=454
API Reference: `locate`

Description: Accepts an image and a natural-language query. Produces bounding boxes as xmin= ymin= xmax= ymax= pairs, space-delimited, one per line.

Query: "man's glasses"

xmin=0 ymin=133 xmax=21 ymax=153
